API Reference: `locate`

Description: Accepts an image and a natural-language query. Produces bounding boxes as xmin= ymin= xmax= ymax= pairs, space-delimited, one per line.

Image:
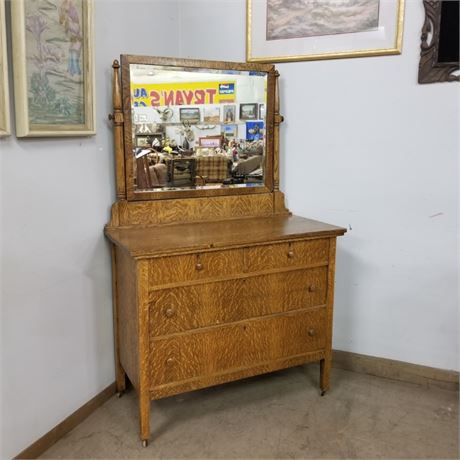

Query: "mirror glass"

xmin=130 ymin=64 xmax=268 ymax=193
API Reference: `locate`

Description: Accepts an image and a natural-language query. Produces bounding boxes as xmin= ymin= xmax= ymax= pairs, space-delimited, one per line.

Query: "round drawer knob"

xmin=166 ymin=358 xmax=174 ymax=365
xmin=165 ymin=308 xmax=175 ymax=318
xmin=308 ymin=284 xmax=317 ymax=292
xmin=195 ymin=263 xmax=203 ymax=271
xmin=287 ymin=250 xmax=294 ymax=259
xmin=308 ymin=328 xmax=316 ymax=337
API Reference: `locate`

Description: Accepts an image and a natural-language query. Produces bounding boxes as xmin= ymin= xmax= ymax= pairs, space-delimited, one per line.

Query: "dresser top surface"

xmin=105 ymin=214 xmax=346 ymax=257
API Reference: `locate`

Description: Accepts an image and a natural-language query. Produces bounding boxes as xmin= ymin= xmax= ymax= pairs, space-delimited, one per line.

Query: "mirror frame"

xmin=418 ymin=0 xmax=459 ymax=84
xmin=120 ymin=55 xmax=276 ymax=201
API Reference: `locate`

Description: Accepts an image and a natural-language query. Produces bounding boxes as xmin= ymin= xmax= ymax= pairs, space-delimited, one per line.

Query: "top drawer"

xmin=149 ymin=248 xmax=244 ymax=286
xmin=246 ymin=238 xmax=329 ymax=272
xmin=149 ymin=238 xmax=330 ymax=287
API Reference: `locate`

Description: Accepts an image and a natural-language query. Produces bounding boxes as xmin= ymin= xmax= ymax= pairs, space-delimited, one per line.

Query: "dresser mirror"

xmin=120 ymin=56 xmax=276 ymax=200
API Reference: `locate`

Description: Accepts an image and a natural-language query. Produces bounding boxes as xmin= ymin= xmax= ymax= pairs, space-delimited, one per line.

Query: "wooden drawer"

xmin=149 ymin=267 xmax=328 ymax=336
xmin=150 ymin=307 xmax=326 ymax=387
xmin=246 ymin=238 xmax=329 ymax=272
xmin=149 ymin=249 xmax=244 ymax=286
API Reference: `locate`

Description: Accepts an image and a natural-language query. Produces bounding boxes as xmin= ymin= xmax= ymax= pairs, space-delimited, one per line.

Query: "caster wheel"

xmin=320 ymin=390 xmax=326 ymax=397
xmin=141 ymin=440 xmax=149 ymax=448
xmin=116 ymin=391 xmax=124 ymax=398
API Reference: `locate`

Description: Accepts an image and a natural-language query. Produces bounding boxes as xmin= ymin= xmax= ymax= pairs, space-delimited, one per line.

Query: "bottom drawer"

xmin=150 ymin=307 xmax=326 ymax=387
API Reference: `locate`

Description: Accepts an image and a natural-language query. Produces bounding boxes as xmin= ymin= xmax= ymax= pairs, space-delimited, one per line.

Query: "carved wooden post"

xmin=273 ymin=70 xmax=284 ymax=192
xmin=109 ymin=60 xmax=126 ymax=200
xmin=272 ymin=70 xmax=289 ymax=215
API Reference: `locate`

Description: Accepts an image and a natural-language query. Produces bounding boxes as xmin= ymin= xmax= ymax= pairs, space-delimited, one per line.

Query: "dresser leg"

xmin=116 ymin=366 xmax=126 ymax=397
xmin=139 ymin=394 xmax=151 ymax=446
xmin=320 ymin=357 xmax=330 ymax=396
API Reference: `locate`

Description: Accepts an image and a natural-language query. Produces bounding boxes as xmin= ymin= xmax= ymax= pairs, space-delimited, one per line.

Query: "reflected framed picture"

xmin=223 ymin=105 xmax=236 ymax=123
xmin=0 ymin=0 xmax=10 ymax=137
xmin=180 ymin=107 xmax=201 ymax=124
xmin=204 ymin=105 xmax=221 ymax=123
xmin=199 ymin=135 xmax=222 ymax=148
xmin=247 ymin=0 xmax=405 ymax=63
xmin=246 ymin=121 xmax=264 ymax=141
xmin=11 ymin=0 xmax=95 ymax=137
xmin=240 ymin=103 xmax=258 ymax=120
xmin=136 ymin=135 xmax=153 ymax=147
xmin=258 ymin=103 xmax=266 ymax=120
xmin=222 ymin=124 xmax=237 ymax=138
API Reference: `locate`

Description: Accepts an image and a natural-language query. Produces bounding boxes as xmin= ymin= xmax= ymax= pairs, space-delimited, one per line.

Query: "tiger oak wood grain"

xmin=150 ymin=307 xmax=327 ymax=386
xmin=246 ymin=238 xmax=329 ymax=272
xmin=150 ymin=351 xmax=325 ymax=399
xmin=115 ymin=247 xmax=139 ymax=390
xmin=110 ymin=194 xmax=278 ymax=228
xmin=149 ymin=267 xmax=328 ymax=336
xmin=105 ymin=214 xmax=344 ymax=258
xmin=149 ymin=248 xmax=245 ymax=286
xmin=106 ymin=56 xmax=345 ymax=445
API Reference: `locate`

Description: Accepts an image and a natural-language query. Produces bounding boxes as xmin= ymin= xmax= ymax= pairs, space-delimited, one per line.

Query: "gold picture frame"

xmin=246 ymin=0 xmax=405 ymax=63
xmin=0 ymin=0 xmax=10 ymax=137
xmin=11 ymin=0 xmax=95 ymax=137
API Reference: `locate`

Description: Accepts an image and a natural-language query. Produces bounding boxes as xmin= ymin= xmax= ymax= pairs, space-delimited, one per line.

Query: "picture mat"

xmin=249 ymin=0 xmax=401 ymax=60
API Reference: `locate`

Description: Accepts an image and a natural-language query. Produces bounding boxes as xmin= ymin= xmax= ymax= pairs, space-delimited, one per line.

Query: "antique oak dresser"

xmin=105 ymin=56 xmax=346 ymax=446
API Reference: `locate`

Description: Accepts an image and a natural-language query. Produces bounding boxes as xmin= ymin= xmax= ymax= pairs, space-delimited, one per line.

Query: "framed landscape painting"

xmin=0 ymin=0 xmax=10 ymax=137
xmin=11 ymin=0 xmax=95 ymax=137
xmin=247 ymin=0 xmax=405 ymax=62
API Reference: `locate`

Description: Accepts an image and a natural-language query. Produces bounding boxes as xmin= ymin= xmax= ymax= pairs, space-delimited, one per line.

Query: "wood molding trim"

xmin=13 ymin=351 xmax=458 ymax=458
xmin=333 ymin=350 xmax=459 ymax=391
xmin=14 ymin=383 xmax=116 ymax=459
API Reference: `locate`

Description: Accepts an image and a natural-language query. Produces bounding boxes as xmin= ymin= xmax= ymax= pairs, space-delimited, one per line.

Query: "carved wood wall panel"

xmin=419 ymin=0 xmax=459 ymax=83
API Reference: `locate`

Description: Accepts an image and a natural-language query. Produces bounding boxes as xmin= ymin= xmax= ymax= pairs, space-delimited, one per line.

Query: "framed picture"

xmin=180 ymin=107 xmax=201 ymax=124
xmin=223 ymin=105 xmax=236 ymax=123
xmin=136 ymin=135 xmax=151 ymax=148
xmin=203 ymin=105 xmax=221 ymax=123
xmin=258 ymin=103 xmax=266 ymax=120
xmin=136 ymin=134 xmax=163 ymax=148
xmin=134 ymin=122 xmax=160 ymax=135
xmin=239 ymin=103 xmax=258 ymax=120
xmin=246 ymin=121 xmax=264 ymax=141
xmin=0 ymin=0 xmax=10 ymax=137
xmin=199 ymin=135 xmax=222 ymax=148
xmin=247 ymin=0 xmax=405 ymax=63
xmin=11 ymin=0 xmax=95 ymax=137
xmin=222 ymin=124 xmax=237 ymax=138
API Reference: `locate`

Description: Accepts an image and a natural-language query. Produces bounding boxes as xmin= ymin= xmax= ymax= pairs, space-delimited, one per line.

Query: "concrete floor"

xmin=40 ymin=365 xmax=459 ymax=459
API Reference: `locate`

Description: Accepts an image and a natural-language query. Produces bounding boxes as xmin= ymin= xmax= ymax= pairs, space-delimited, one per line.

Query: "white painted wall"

xmin=176 ymin=0 xmax=458 ymax=371
xmin=0 ymin=1 xmax=179 ymax=457
xmin=1 ymin=0 xmax=458 ymax=457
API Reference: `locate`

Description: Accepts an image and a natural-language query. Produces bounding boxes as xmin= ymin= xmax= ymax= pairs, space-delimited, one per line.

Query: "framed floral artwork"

xmin=0 ymin=0 xmax=10 ymax=137
xmin=11 ymin=0 xmax=95 ymax=137
xmin=247 ymin=0 xmax=405 ymax=63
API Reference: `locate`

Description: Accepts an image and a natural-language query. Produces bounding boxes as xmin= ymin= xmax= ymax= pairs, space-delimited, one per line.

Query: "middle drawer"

xmin=149 ymin=266 xmax=328 ymax=336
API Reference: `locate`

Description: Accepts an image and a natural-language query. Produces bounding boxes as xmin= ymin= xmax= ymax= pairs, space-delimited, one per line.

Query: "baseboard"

xmin=14 ymin=382 xmax=116 ymax=459
xmin=332 ymin=350 xmax=459 ymax=391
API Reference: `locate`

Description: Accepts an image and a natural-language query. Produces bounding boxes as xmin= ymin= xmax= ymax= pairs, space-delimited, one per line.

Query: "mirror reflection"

xmin=130 ymin=64 xmax=267 ymax=192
